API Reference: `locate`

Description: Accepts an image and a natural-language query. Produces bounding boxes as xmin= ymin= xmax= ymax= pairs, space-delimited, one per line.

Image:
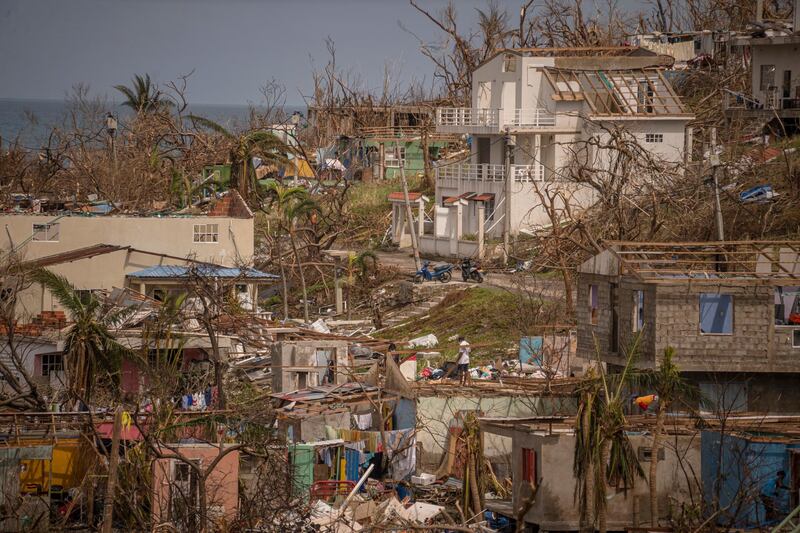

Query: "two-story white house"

xmin=389 ymin=47 xmax=694 ymax=258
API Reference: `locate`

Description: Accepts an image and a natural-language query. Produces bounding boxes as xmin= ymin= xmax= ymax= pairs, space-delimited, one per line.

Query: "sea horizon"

xmin=0 ymin=97 xmax=306 ymax=149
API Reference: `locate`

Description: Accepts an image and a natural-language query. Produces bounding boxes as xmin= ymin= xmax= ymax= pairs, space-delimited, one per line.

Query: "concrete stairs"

xmin=381 ymin=281 xmax=470 ymax=329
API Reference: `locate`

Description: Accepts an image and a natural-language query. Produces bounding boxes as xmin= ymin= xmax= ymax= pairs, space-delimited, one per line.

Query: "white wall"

xmin=750 ymin=41 xmax=800 ymax=105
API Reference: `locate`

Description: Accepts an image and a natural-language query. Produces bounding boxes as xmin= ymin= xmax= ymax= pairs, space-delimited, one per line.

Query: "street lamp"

xmin=106 ymin=112 xmax=118 ymax=186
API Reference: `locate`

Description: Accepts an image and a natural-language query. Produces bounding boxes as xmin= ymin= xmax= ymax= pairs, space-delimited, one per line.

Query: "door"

xmin=477 ymin=137 xmax=491 ymax=165
xmin=791 ymin=450 xmax=800 ymax=510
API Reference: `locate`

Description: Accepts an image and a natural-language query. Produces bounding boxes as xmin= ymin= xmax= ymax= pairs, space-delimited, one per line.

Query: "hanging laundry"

xmin=353 ymin=413 xmax=372 ymax=430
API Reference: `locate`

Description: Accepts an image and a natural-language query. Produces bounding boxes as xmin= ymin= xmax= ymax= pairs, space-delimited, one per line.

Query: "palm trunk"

xmin=649 ymin=402 xmax=666 ymax=526
xmin=277 ymin=251 xmax=290 ymax=320
xmin=598 ymin=438 xmax=611 ymax=533
xmin=289 ymin=228 xmax=309 ymax=323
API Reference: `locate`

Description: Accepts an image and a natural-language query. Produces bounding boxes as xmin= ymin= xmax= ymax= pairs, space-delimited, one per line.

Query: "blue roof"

xmin=126 ymin=265 xmax=278 ymax=280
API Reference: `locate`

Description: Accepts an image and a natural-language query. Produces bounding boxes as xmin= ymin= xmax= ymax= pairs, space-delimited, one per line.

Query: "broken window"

xmin=521 ymin=448 xmax=536 ymax=484
xmin=645 ymin=133 xmax=663 ymax=143
xmin=699 ymin=293 xmax=733 ymax=335
xmin=589 ymin=284 xmax=599 ymax=326
xmin=193 ymin=224 xmax=219 ymax=243
xmin=774 ymin=287 xmax=800 ymax=325
xmin=32 ymin=223 xmax=59 ymax=242
xmin=761 ymin=64 xmax=776 ymax=91
xmin=632 ymin=290 xmax=645 ymax=332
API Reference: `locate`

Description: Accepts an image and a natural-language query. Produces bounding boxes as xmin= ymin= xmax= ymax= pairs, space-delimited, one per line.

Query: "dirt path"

xmin=374 ymin=249 xmax=569 ymax=301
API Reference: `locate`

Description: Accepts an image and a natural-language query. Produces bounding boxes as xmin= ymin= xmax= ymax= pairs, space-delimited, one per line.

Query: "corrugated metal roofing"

xmin=126 ymin=265 xmax=278 ymax=279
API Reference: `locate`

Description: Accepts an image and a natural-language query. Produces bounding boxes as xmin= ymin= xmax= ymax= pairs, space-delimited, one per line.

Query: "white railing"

xmin=437 ymin=162 xmax=544 ymax=183
xmin=508 ymin=108 xmax=556 ymax=128
xmin=436 ymin=107 xmax=499 ymax=128
xmin=436 ymin=107 xmax=556 ymax=130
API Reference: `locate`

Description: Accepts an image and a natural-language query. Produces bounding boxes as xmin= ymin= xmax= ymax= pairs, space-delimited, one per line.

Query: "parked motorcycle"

xmin=414 ymin=261 xmax=453 ymax=283
xmin=460 ymin=258 xmax=485 ymax=283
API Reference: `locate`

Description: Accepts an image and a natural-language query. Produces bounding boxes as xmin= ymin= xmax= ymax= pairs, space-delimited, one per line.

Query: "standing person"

xmin=457 ymin=337 xmax=471 ymax=385
xmin=760 ymin=470 xmax=788 ymax=523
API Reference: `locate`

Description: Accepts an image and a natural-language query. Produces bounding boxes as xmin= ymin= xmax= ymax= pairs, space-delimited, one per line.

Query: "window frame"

xmin=699 ymin=293 xmax=734 ymax=335
xmin=32 ymin=222 xmax=60 ymax=242
xmin=645 ymin=133 xmax=664 ymax=143
xmin=632 ymin=290 xmax=645 ymax=333
xmin=502 ymin=54 xmax=517 ymax=73
xmin=193 ymin=223 xmax=219 ymax=244
xmin=760 ymin=64 xmax=776 ymax=91
xmin=39 ymin=352 xmax=63 ymax=377
xmin=385 ymin=146 xmax=406 ymax=168
xmin=589 ymin=284 xmax=599 ymax=326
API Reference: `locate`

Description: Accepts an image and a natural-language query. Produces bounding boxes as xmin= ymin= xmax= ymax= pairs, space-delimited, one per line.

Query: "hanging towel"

xmin=354 ymin=413 xmax=372 ymax=430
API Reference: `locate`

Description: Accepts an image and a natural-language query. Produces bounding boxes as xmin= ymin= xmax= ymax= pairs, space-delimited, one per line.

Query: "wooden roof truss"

xmin=607 ymin=240 xmax=800 ymax=285
xmin=545 ymin=68 xmax=689 ymax=116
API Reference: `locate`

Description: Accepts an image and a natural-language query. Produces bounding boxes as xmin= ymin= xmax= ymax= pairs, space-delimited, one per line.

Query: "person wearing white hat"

xmin=457 ymin=337 xmax=471 ymax=385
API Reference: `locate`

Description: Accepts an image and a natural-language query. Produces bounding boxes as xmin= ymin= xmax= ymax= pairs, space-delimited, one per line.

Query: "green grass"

xmin=377 ymin=287 xmax=522 ymax=365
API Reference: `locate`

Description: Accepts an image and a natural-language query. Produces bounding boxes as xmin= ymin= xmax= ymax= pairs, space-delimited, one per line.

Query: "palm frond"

xmin=189 ymin=115 xmax=234 ymax=138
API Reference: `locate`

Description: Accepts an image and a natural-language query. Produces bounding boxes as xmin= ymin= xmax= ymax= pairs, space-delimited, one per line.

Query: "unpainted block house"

xmin=577 ymin=241 xmax=800 ymax=413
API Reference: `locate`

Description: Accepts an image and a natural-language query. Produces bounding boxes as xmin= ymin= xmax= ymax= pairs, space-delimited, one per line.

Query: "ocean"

xmin=0 ymin=98 xmax=305 ymax=150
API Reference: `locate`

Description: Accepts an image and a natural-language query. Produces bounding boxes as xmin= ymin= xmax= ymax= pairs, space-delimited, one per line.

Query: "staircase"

xmin=380 ymin=281 xmax=470 ymax=329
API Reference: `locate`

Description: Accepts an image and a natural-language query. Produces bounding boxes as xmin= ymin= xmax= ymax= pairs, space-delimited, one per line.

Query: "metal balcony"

xmin=436 ymin=163 xmax=544 ymax=186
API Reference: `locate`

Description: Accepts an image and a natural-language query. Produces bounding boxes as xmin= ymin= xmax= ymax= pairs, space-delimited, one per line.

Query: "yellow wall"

xmin=17 ymin=437 xmax=90 ymax=493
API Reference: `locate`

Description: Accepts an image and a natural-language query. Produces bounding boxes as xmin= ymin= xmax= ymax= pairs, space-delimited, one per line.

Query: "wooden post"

xmin=400 ymin=157 xmax=422 ymax=271
xmin=101 ymin=407 xmax=122 ymax=533
xmin=477 ymin=203 xmax=485 ymax=260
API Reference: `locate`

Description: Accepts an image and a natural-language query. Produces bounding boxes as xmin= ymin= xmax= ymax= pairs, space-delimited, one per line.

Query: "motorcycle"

xmin=460 ymin=258 xmax=485 ymax=283
xmin=414 ymin=261 xmax=453 ymax=283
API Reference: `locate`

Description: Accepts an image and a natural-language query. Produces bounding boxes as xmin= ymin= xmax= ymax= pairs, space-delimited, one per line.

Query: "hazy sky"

xmin=0 ymin=0 xmax=643 ymax=106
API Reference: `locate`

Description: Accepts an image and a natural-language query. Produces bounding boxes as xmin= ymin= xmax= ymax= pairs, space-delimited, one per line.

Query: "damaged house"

xmin=390 ymin=46 xmax=694 ymax=258
xmin=577 ymin=241 xmax=800 ymax=412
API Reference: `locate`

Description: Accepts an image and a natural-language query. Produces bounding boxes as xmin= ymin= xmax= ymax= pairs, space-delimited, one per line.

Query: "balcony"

xmin=436 ymin=107 xmax=557 ymax=134
xmin=436 ymin=162 xmax=544 ymax=188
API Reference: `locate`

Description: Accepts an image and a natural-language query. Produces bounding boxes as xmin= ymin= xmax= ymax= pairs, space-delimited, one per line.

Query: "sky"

xmin=0 ymin=0 xmax=643 ymax=106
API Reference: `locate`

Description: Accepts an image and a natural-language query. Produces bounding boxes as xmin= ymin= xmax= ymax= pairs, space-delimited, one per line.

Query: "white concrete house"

xmin=391 ymin=47 xmax=694 ymax=258
xmin=727 ymin=0 xmax=800 ymax=130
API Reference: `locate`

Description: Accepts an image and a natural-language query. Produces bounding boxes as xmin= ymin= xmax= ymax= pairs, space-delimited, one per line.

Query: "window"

xmin=774 ymin=287 xmax=800 ymax=325
xmin=385 ymin=146 xmax=406 ymax=168
xmin=794 ymin=330 xmax=800 ymax=348
xmin=638 ymin=446 xmax=664 ymax=462
xmin=502 ymin=54 xmax=517 ymax=73
xmin=589 ymin=284 xmax=599 ymax=326
xmin=484 ymin=197 xmax=495 ymax=222
xmin=645 ymin=133 xmax=663 ymax=143
xmin=521 ymin=448 xmax=536 ymax=484
xmin=38 ymin=352 xmax=63 ymax=377
xmin=761 ymin=64 xmax=776 ymax=91
xmin=632 ymin=290 xmax=645 ymax=332
xmin=699 ymin=293 xmax=733 ymax=334
xmin=32 ymin=223 xmax=59 ymax=242
xmin=193 ymin=223 xmax=219 ymax=243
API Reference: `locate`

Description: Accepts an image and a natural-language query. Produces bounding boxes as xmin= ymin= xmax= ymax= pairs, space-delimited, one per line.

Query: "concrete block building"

xmin=577 ymin=241 xmax=800 ymax=412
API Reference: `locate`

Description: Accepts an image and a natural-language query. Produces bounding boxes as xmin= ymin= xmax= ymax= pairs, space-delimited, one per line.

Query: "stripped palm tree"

xmin=114 ymin=73 xmax=173 ymax=114
xmin=32 ymin=269 xmax=132 ymax=404
xmin=574 ymin=333 xmax=646 ymax=533
xmin=640 ymin=347 xmax=698 ymax=526
xmin=263 ymin=182 xmax=318 ymax=323
xmin=189 ymin=116 xmax=290 ymax=201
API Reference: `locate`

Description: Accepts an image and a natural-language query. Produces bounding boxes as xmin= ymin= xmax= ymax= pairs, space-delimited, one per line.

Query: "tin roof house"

xmin=389 ymin=47 xmax=694 ymax=258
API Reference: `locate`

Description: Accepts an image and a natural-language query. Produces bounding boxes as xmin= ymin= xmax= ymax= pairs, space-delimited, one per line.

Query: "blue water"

xmin=0 ymin=98 xmax=305 ymax=150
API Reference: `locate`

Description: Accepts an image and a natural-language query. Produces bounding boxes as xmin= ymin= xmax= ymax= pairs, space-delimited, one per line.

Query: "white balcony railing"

xmin=436 ymin=107 xmax=556 ymax=130
xmin=437 ymin=162 xmax=544 ymax=184
xmin=507 ymin=108 xmax=556 ymax=128
xmin=436 ymin=107 xmax=499 ymax=128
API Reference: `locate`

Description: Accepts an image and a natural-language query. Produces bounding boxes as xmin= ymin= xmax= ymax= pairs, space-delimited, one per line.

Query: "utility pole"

xmin=101 ymin=406 xmax=123 ymax=533
xmin=399 ymin=151 xmax=421 ymax=272
xmin=709 ymin=127 xmax=725 ymax=241
xmin=502 ymin=129 xmax=514 ymax=263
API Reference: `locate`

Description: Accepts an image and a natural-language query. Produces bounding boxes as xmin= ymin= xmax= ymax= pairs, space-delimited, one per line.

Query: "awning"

xmin=473 ymin=193 xmax=495 ymax=202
